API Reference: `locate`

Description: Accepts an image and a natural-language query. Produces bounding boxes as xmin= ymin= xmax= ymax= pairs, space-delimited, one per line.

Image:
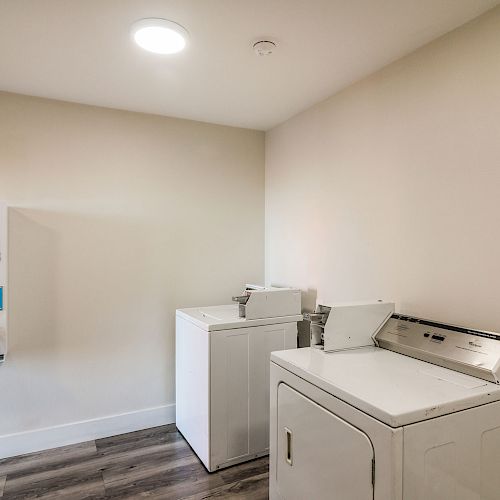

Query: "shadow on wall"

xmin=9 ymin=208 xmax=58 ymax=355
xmin=1 ymin=208 xmax=177 ymax=431
xmin=298 ymin=288 xmax=317 ymax=348
xmin=8 ymin=207 xmax=174 ymax=357
xmin=270 ymin=285 xmax=316 ymax=348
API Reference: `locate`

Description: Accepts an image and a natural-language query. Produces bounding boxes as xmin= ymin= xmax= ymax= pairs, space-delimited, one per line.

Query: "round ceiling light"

xmin=131 ymin=18 xmax=189 ymax=54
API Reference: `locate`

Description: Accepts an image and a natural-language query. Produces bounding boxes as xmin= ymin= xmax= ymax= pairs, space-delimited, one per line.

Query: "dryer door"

xmin=277 ymin=383 xmax=374 ymax=500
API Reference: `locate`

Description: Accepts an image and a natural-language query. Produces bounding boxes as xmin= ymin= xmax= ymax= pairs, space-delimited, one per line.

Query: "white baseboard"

xmin=0 ymin=404 xmax=175 ymax=460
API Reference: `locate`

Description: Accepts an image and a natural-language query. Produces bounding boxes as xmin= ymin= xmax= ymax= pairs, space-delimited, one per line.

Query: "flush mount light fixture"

xmin=131 ymin=18 xmax=189 ymax=54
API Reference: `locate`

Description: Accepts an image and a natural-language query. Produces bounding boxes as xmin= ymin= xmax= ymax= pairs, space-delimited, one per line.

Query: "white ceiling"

xmin=0 ymin=0 xmax=498 ymax=130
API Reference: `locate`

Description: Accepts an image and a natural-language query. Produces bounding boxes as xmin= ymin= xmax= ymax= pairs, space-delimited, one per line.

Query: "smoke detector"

xmin=253 ymin=40 xmax=277 ymax=56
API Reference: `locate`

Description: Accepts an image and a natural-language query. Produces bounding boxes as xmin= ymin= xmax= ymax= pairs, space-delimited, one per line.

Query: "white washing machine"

xmin=176 ymin=291 xmax=302 ymax=472
xmin=270 ymin=314 xmax=500 ymax=500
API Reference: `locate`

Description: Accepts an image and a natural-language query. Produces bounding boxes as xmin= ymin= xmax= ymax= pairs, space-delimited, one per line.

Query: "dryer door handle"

xmin=285 ymin=427 xmax=293 ymax=466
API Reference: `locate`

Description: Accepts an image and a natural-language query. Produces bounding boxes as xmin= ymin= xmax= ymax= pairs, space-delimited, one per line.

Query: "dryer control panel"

xmin=375 ymin=315 xmax=500 ymax=383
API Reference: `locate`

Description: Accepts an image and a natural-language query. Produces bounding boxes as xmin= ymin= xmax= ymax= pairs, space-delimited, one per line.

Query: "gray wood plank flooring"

xmin=0 ymin=425 xmax=269 ymax=499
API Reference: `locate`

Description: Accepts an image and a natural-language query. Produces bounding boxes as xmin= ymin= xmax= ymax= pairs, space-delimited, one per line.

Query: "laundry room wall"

xmin=0 ymin=92 xmax=264 ymax=456
xmin=265 ymin=6 xmax=500 ymax=331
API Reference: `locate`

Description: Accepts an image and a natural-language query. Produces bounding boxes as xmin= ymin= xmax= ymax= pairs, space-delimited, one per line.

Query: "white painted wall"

xmin=0 ymin=202 xmax=7 ymax=362
xmin=0 ymin=92 xmax=264 ymax=455
xmin=266 ymin=7 xmax=500 ymax=331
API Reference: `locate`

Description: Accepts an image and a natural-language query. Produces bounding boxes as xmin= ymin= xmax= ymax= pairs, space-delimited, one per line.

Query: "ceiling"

xmin=0 ymin=0 xmax=498 ymax=130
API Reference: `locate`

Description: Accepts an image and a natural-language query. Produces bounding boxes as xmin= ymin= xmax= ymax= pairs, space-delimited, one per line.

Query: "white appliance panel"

xmin=177 ymin=304 xmax=302 ymax=331
xmin=481 ymin=426 xmax=500 ymax=500
xmin=323 ymin=301 xmax=394 ymax=351
xmin=249 ymin=326 xmax=296 ymax=453
xmin=270 ymin=361 xmax=404 ymax=500
xmin=270 ymin=349 xmax=500 ymax=499
xmin=403 ymin=400 xmax=500 ymax=500
xmin=241 ymin=288 xmax=302 ymax=320
xmin=210 ymin=322 xmax=297 ymax=469
xmin=175 ymin=315 xmax=210 ymax=467
xmin=225 ymin=331 xmax=250 ymax=459
xmin=276 ymin=383 xmax=374 ymax=500
xmin=271 ymin=347 xmax=500 ymax=426
xmin=376 ymin=314 xmax=500 ymax=383
xmin=176 ymin=308 xmax=299 ymax=472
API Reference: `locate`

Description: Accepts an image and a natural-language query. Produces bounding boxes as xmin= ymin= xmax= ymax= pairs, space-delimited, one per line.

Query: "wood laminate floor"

xmin=0 ymin=424 xmax=269 ymax=500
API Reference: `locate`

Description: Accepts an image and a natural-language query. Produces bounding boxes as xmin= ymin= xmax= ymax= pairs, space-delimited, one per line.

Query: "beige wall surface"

xmin=0 ymin=92 xmax=264 ymax=436
xmin=266 ymin=7 xmax=500 ymax=331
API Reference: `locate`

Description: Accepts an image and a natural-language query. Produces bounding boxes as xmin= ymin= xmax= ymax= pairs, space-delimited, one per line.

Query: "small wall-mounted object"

xmin=0 ymin=202 xmax=7 ymax=363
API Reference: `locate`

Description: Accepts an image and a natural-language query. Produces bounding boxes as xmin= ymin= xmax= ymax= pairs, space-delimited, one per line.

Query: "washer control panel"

xmin=375 ymin=314 xmax=500 ymax=383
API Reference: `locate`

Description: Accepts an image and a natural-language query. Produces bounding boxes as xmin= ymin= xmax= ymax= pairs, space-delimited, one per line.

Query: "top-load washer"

xmin=270 ymin=310 xmax=500 ymax=500
xmin=176 ymin=286 xmax=302 ymax=472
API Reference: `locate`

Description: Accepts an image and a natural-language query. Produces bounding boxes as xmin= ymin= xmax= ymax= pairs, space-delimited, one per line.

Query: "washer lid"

xmin=176 ymin=304 xmax=302 ymax=331
xmin=271 ymin=347 xmax=500 ymax=427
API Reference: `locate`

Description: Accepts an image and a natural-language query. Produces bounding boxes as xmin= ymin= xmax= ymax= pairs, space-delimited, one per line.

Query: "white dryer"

xmin=270 ymin=314 xmax=500 ymax=500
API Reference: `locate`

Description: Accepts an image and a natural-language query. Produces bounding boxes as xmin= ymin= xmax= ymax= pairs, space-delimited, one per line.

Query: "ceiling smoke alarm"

xmin=253 ymin=40 xmax=277 ymax=56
